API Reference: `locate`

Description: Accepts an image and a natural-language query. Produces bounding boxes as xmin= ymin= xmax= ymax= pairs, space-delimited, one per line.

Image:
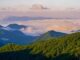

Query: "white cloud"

xmin=30 ymin=4 xmax=48 ymax=10
xmin=17 ymin=19 xmax=80 ymax=35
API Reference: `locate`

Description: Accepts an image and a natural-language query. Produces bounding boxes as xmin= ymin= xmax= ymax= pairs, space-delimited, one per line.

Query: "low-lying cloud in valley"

xmin=16 ymin=20 xmax=80 ymax=36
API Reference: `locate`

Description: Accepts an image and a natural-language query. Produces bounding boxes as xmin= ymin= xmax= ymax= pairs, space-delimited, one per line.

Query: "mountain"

xmin=0 ymin=32 xmax=80 ymax=60
xmin=3 ymin=16 xmax=53 ymax=21
xmin=37 ymin=30 xmax=67 ymax=40
xmin=3 ymin=16 xmax=31 ymax=21
xmin=0 ymin=24 xmax=67 ymax=46
xmin=7 ymin=24 xmax=27 ymax=30
xmin=0 ymin=28 xmax=37 ymax=45
xmin=43 ymin=30 xmax=67 ymax=37
xmin=0 ymin=29 xmax=67 ymax=46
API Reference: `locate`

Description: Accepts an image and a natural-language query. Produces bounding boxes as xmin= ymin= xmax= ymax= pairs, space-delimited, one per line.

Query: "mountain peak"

xmin=46 ymin=30 xmax=66 ymax=37
xmin=37 ymin=30 xmax=67 ymax=41
xmin=7 ymin=24 xmax=27 ymax=30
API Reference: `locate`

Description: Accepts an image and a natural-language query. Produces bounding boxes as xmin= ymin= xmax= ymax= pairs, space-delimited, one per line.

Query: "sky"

xmin=0 ymin=0 xmax=80 ymax=9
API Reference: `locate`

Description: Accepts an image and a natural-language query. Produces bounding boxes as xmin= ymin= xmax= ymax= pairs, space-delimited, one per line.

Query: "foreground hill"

xmin=0 ymin=32 xmax=80 ymax=60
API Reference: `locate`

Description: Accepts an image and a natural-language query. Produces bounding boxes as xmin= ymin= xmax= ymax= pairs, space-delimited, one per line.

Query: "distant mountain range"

xmin=0 ymin=23 xmax=79 ymax=46
xmin=0 ymin=24 xmax=68 ymax=46
xmin=0 ymin=24 xmax=37 ymax=45
xmin=3 ymin=16 xmax=80 ymax=22
xmin=3 ymin=16 xmax=53 ymax=21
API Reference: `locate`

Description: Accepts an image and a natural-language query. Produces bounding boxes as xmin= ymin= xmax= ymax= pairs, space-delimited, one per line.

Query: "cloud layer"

xmin=17 ymin=19 xmax=80 ymax=35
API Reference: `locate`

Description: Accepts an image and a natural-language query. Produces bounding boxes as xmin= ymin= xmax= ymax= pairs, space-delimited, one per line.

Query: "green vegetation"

xmin=0 ymin=43 xmax=26 ymax=52
xmin=0 ymin=32 xmax=80 ymax=60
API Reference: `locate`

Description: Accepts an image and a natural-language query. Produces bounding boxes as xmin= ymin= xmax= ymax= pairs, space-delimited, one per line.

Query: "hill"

xmin=0 ymin=32 xmax=80 ymax=60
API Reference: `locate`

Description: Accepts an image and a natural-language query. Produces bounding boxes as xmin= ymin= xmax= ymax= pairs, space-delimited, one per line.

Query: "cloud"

xmin=17 ymin=20 xmax=80 ymax=35
xmin=0 ymin=8 xmax=7 ymax=11
xmin=1 ymin=9 xmax=80 ymax=21
xmin=30 ymin=4 xmax=48 ymax=10
xmin=1 ymin=19 xmax=80 ymax=36
xmin=21 ymin=26 xmax=41 ymax=36
xmin=23 ymin=27 xmax=33 ymax=33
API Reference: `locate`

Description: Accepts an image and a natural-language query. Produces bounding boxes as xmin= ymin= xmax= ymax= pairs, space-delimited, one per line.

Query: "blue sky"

xmin=0 ymin=0 xmax=80 ymax=8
